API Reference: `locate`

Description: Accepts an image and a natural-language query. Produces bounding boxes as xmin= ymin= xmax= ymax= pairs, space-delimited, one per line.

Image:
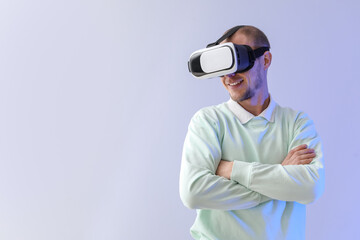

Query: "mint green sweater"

xmin=179 ymin=97 xmax=325 ymax=240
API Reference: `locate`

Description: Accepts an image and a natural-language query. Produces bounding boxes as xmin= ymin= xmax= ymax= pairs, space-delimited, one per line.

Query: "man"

xmin=179 ymin=25 xmax=325 ymax=240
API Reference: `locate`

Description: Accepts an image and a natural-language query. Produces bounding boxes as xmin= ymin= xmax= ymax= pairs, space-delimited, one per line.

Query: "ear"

xmin=263 ymin=51 xmax=272 ymax=70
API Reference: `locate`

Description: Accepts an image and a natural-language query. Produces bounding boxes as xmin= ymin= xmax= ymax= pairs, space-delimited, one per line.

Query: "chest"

xmin=220 ymin=117 xmax=290 ymax=164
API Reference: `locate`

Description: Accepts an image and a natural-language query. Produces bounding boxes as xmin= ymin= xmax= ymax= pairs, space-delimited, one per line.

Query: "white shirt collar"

xmin=226 ymin=96 xmax=277 ymax=124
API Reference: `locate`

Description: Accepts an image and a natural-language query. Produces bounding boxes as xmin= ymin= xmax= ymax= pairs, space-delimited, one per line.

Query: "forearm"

xmin=180 ymin=161 xmax=271 ymax=210
xmin=230 ymin=159 xmax=324 ymax=204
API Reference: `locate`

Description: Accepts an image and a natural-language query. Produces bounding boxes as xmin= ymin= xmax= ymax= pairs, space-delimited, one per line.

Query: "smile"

xmin=228 ymin=79 xmax=244 ymax=86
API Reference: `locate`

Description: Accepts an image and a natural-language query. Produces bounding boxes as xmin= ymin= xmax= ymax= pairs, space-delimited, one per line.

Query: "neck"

xmin=238 ymin=92 xmax=270 ymax=116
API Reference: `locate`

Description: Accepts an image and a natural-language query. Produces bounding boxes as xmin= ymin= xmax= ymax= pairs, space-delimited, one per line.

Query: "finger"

xmin=297 ymin=153 xmax=316 ymax=160
xmin=296 ymin=144 xmax=308 ymax=149
xmin=289 ymin=144 xmax=308 ymax=154
xmin=300 ymin=158 xmax=314 ymax=165
xmin=288 ymin=144 xmax=307 ymax=158
xmin=294 ymin=149 xmax=315 ymax=156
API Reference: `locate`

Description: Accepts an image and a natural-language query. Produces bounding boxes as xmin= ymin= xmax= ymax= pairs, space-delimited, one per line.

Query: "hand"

xmin=216 ymin=160 xmax=234 ymax=179
xmin=282 ymin=144 xmax=316 ymax=166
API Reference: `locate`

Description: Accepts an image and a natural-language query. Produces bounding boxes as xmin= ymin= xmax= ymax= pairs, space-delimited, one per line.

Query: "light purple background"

xmin=0 ymin=0 xmax=359 ymax=239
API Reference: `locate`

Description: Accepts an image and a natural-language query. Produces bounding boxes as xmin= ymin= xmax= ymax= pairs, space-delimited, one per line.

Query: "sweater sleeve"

xmin=230 ymin=112 xmax=325 ymax=204
xmin=179 ymin=111 xmax=271 ymax=210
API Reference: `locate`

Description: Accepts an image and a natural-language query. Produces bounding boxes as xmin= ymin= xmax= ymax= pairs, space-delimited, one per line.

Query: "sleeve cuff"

xmin=230 ymin=160 xmax=254 ymax=188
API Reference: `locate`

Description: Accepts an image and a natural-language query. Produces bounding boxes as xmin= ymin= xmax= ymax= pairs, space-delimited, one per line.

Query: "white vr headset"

xmin=188 ymin=26 xmax=270 ymax=79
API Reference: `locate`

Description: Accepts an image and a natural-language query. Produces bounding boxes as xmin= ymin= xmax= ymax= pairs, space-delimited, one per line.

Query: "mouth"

xmin=227 ymin=78 xmax=244 ymax=87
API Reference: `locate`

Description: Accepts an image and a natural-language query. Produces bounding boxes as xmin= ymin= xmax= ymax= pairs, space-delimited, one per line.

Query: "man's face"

xmin=221 ymin=34 xmax=267 ymax=103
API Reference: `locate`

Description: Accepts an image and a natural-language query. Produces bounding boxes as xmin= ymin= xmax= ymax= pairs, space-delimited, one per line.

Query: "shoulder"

xmin=275 ymin=103 xmax=316 ymax=135
xmin=191 ymin=102 xmax=230 ymax=122
xmin=187 ymin=102 xmax=233 ymax=131
xmin=275 ymin=103 xmax=313 ymax=124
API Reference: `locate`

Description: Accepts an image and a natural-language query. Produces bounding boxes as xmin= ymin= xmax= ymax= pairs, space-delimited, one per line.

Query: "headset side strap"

xmin=206 ymin=25 xmax=244 ymax=48
xmin=253 ymin=47 xmax=270 ymax=58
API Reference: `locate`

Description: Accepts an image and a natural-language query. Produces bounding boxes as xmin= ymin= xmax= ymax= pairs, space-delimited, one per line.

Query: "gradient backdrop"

xmin=0 ymin=0 xmax=359 ymax=239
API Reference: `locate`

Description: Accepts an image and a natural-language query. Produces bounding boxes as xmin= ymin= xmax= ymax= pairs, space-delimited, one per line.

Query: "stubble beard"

xmin=232 ymin=75 xmax=263 ymax=103
xmin=233 ymin=63 xmax=264 ymax=103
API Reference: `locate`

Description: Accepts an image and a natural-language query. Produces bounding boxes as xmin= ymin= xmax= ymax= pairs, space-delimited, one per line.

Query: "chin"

xmin=231 ymin=93 xmax=252 ymax=102
xmin=230 ymin=95 xmax=243 ymax=102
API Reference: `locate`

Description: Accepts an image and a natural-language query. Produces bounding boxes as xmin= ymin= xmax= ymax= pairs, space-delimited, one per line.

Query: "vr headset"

xmin=188 ymin=26 xmax=270 ymax=79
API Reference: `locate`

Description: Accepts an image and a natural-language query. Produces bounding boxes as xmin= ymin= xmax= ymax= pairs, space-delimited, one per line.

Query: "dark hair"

xmin=226 ymin=25 xmax=270 ymax=48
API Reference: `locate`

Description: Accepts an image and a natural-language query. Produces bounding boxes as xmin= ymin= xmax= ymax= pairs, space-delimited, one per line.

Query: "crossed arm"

xmin=217 ymin=143 xmax=324 ymax=204
xmin=179 ymin=112 xmax=325 ymax=210
xmin=216 ymin=144 xmax=316 ymax=178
